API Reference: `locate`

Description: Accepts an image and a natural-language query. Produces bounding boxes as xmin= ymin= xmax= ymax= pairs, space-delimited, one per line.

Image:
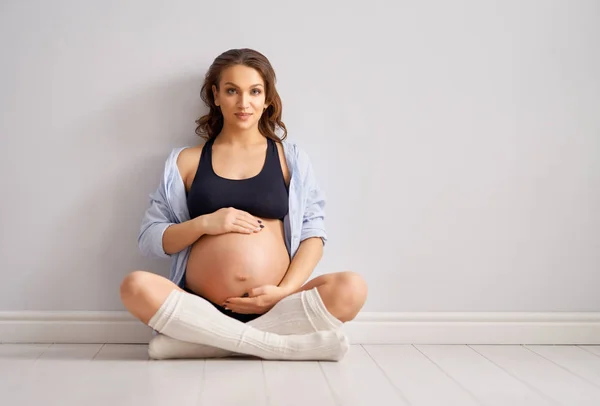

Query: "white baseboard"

xmin=1 ymin=311 xmax=600 ymax=344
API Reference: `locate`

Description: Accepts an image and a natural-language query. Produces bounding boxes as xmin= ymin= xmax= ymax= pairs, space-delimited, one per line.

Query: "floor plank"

xmin=320 ymin=345 xmax=407 ymax=405
xmin=0 ymin=344 xmax=51 ymax=400
xmin=143 ymin=359 xmax=205 ymax=405
xmin=525 ymin=345 xmax=600 ymax=388
xmin=471 ymin=345 xmax=600 ymax=406
xmin=7 ymin=344 xmax=102 ymax=406
xmin=416 ymin=344 xmax=554 ymax=406
xmin=579 ymin=346 xmax=600 ymax=358
xmin=76 ymin=344 xmax=152 ymax=406
xmin=91 ymin=344 xmax=204 ymax=406
xmin=200 ymin=358 xmax=268 ymax=406
xmin=262 ymin=359 xmax=336 ymax=406
xmin=93 ymin=343 xmax=150 ymax=361
xmin=364 ymin=344 xmax=479 ymax=405
xmin=3 ymin=344 xmax=600 ymax=405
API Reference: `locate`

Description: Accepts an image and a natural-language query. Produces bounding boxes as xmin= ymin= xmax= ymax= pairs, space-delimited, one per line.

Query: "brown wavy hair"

xmin=195 ymin=48 xmax=287 ymax=142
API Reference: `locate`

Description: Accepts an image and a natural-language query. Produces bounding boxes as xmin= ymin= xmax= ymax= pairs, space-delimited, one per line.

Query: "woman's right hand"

xmin=200 ymin=207 xmax=263 ymax=236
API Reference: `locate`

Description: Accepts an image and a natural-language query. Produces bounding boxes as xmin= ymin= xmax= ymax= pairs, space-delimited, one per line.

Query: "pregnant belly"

xmin=184 ymin=218 xmax=291 ymax=305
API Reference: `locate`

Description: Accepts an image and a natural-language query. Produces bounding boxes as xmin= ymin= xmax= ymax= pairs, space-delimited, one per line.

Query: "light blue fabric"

xmin=137 ymin=139 xmax=327 ymax=288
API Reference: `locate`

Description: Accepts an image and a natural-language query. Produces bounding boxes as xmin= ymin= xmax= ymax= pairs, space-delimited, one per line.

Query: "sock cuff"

xmin=304 ymin=287 xmax=343 ymax=330
xmin=148 ymin=289 xmax=181 ymax=331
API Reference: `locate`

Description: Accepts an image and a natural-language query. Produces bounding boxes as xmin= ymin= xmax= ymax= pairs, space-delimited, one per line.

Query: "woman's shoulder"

xmin=162 ymin=137 xmax=313 ymax=177
xmin=281 ymin=137 xmax=312 ymax=169
xmin=164 ymin=143 xmax=204 ymax=171
xmin=157 ymin=145 xmax=197 ymax=188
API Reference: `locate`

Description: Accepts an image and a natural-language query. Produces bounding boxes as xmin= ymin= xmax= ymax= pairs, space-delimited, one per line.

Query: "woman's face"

xmin=213 ymin=64 xmax=268 ymax=132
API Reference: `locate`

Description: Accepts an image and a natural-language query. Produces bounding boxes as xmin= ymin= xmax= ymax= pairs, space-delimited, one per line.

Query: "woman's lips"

xmin=235 ymin=113 xmax=252 ymax=121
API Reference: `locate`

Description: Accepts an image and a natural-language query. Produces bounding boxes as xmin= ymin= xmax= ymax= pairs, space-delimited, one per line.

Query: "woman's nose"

xmin=238 ymin=93 xmax=250 ymax=107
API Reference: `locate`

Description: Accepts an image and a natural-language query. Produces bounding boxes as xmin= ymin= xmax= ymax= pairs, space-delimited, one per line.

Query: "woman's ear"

xmin=212 ymin=84 xmax=219 ymax=106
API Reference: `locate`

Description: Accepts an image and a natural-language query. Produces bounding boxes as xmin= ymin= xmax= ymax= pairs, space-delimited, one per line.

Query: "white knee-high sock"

xmin=147 ymin=289 xmax=348 ymax=361
xmin=149 ymin=287 xmax=342 ymax=360
xmin=252 ymin=287 xmax=342 ymax=334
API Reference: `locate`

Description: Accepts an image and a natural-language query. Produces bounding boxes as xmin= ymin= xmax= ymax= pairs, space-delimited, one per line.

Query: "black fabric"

xmin=187 ymin=136 xmax=289 ymax=220
xmin=183 ymin=284 xmax=262 ymax=323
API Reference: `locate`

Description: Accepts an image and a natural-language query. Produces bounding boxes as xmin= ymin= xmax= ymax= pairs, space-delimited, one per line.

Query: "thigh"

xmin=291 ymin=273 xmax=337 ymax=294
xmin=120 ymin=270 xmax=184 ymax=325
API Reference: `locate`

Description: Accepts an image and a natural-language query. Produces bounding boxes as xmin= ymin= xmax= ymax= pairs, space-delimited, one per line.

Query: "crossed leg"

xmin=120 ymin=271 xmax=367 ymax=359
xmin=290 ymin=271 xmax=368 ymax=322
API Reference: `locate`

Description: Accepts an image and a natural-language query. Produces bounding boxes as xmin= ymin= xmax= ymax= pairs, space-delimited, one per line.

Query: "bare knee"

xmin=120 ymin=270 xmax=179 ymax=325
xmin=120 ymin=270 xmax=151 ymax=301
xmin=319 ymin=271 xmax=368 ymax=322
xmin=336 ymin=272 xmax=368 ymax=319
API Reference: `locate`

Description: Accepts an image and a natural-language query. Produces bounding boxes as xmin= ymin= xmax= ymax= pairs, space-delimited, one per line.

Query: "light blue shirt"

xmin=137 ymin=139 xmax=327 ymax=289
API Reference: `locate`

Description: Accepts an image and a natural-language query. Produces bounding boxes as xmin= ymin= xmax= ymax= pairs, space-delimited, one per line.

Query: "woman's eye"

xmin=226 ymin=88 xmax=261 ymax=95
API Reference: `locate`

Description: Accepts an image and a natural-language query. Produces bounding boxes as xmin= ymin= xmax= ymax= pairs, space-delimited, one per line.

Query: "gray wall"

xmin=1 ymin=0 xmax=598 ymax=312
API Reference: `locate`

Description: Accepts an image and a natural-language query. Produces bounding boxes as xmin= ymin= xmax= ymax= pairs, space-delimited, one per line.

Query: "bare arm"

xmin=159 ymin=146 xmax=207 ymax=255
xmin=162 ymin=216 xmax=207 ymax=255
xmin=158 ymin=146 xmax=262 ymax=255
xmin=278 ymin=237 xmax=324 ymax=294
xmin=162 ymin=208 xmax=263 ymax=255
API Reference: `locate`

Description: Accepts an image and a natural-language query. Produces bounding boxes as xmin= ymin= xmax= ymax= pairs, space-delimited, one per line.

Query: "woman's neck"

xmin=215 ymin=125 xmax=265 ymax=148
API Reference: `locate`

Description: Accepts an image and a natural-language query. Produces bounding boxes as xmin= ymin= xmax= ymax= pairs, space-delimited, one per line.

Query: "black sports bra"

xmin=186 ymin=136 xmax=289 ymax=220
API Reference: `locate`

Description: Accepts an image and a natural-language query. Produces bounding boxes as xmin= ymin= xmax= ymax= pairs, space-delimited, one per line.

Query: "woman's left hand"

xmin=223 ymin=285 xmax=291 ymax=315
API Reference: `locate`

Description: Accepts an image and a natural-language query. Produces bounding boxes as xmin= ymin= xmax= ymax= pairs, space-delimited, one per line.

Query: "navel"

xmin=235 ymin=273 xmax=249 ymax=282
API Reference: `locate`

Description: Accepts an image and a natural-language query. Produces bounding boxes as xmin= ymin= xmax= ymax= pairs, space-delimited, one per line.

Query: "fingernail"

xmin=258 ymin=220 xmax=262 ymax=223
xmin=260 ymin=225 xmax=264 ymax=228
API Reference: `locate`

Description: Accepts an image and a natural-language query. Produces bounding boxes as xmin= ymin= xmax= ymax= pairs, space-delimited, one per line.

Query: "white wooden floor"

xmin=1 ymin=344 xmax=600 ymax=405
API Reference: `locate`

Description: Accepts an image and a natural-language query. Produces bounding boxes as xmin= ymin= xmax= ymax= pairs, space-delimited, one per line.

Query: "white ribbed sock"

xmin=149 ymin=287 xmax=342 ymax=360
xmin=147 ymin=289 xmax=348 ymax=361
xmin=252 ymin=287 xmax=342 ymax=334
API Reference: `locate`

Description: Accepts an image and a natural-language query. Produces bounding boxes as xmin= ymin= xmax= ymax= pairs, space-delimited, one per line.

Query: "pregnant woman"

xmin=120 ymin=48 xmax=368 ymax=360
